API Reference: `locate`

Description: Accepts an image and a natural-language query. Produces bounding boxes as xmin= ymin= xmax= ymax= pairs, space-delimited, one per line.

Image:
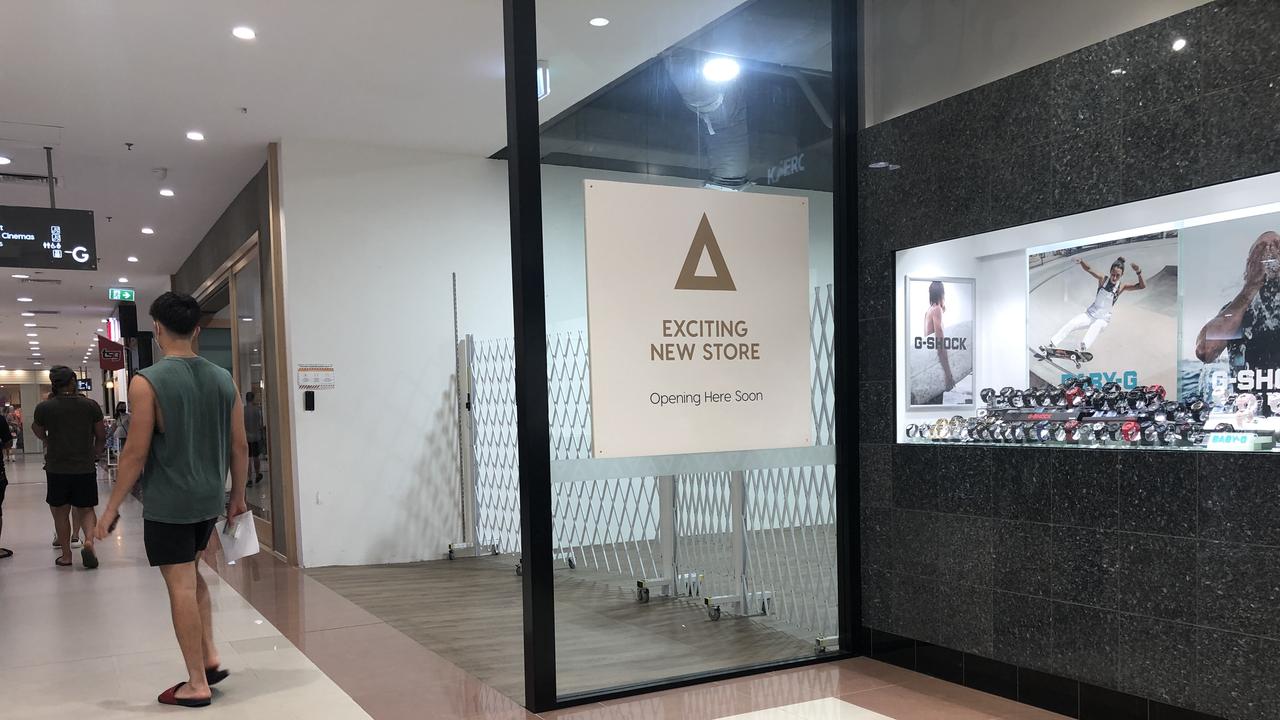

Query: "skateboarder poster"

xmin=1178 ymin=211 xmax=1280 ymax=414
xmin=904 ymin=276 xmax=975 ymax=407
xmin=1027 ymin=231 xmax=1178 ymax=392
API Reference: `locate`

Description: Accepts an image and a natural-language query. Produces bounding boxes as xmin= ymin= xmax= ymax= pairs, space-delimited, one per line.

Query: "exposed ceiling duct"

xmin=665 ymin=48 xmax=750 ymax=190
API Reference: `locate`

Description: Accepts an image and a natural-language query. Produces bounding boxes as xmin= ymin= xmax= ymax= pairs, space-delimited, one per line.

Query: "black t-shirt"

xmin=33 ymin=395 xmax=103 ymax=474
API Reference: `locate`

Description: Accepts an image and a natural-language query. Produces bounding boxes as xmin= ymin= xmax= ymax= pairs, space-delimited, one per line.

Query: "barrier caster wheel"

xmin=567 ymin=557 xmax=576 ymax=570
xmin=448 ymin=549 xmax=455 ymax=561
xmin=708 ymin=605 xmax=721 ymax=621
xmin=515 ymin=562 xmax=523 ymax=577
xmin=637 ymin=587 xmax=650 ymax=603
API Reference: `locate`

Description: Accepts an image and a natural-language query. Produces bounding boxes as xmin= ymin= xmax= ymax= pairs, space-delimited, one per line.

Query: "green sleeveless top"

xmin=137 ymin=356 xmax=237 ymax=523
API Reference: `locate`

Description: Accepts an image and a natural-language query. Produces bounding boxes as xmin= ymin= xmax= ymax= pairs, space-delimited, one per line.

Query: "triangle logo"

xmin=674 ymin=213 xmax=736 ymax=291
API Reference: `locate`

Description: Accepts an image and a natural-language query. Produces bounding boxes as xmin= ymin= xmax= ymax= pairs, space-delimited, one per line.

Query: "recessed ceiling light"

xmin=27 ymin=341 xmax=38 ymax=345
xmin=17 ymin=297 xmax=32 ymax=303
xmin=702 ymin=57 xmax=741 ymax=83
xmin=232 ymin=26 xmax=256 ymax=40
xmin=118 ymin=277 xmax=128 ymax=283
xmin=11 ymin=274 xmax=29 ymax=279
xmin=127 ymin=256 xmax=139 ymax=263
xmin=101 ymin=318 xmax=108 ymax=322
xmin=0 ymin=156 xmax=10 ymax=166
xmin=159 ymin=188 xmax=175 ymax=197
xmin=186 ymin=131 xmax=205 ymax=141
xmin=23 ymin=323 xmax=35 ymax=328
xmin=1172 ymin=37 xmax=1188 ymax=51
xmin=588 ymin=17 xmax=610 ymax=27
xmin=33 ymin=362 xmax=41 ymax=366
xmin=31 ymin=353 xmax=40 ymax=357
xmin=25 ymin=333 xmax=37 ymax=337
xmin=141 ymin=227 xmax=154 ymax=235
xmin=21 ymin=312 xmax=34 ymax=317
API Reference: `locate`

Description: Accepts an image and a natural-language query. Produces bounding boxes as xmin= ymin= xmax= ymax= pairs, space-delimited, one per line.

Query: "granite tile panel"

xmin=1117 ymin=451 xmax=1196 ymax=537
xmin=928 ymin=154 xmax=991 ymax=243
xmin=1051 ymin=36 xmax=1127 ymax=133
xmin=1202 ymin=0 xmax=1280 ymax=93
xmin=858 ymin=317 xmax=893 ymax=383
xmin=1257 ymin=637 xmax=1280 ymax=720
xmin=862 ymin=506 xmax=894 ymax=571
xmin=858 ymin=382 xmax=893 ymax=445
xmin=862 ymin=566 xmax=894 ymax=630
xmin=936 ymin=583 xmax=993 ymax=658
xmin=1198 ymin=453 xmax=1280 ymax=545
xmin=992 ymin=448 xmax=1052 ymax=523
xmin=1051 ymin=526 xmax=1119 ymax=609
xmin=993 ymin=591 xmax=1052 ymax=671
xmin=1201 ymin=77 xmax=1280 ymax=186
xmin=1194 ymin=628 xmax=1264 ymax=720
xmin=1052 ymin=121 xmax=1124 ymax=217
xmin=1118 ymin=615 xmax=1195 ymax=709
xmin=892 ymin=509 xmax=940 ymax=578
xmin=892 ymin=573 xmax=941 ymax=646
xmin=1122 ymin=99 xmax=1205 ymax=203
xmin=859 ymin=443 xmax=892 ymax=509
xmin=1197 ymin=540 xmax=1280 ymax=639
xmin=857 ymin=249 xmax=892 ymax=320
xmin=993 ymin=520 xmax=1052 ymax=597
xmin=1121 ymin=9 xmax=1204 ymax=115
xmin=937 ymin=446 xmax=992 ymax=517
xmin=891 ymin=444 xmax=939 ymax=512
xmin=935 ymin=514 xmax=994 ymax=587
xmin=1116 ymin=533 xmax=1197 ymax=623
xmin=1051 ymin=601 xmax=1119 ymax=689
xmin=990 ymin=140 xmax=1053 ymax=231
xmin=985 ymin=63 xmax=1054 ymax=151
xmin=1080 ymin=682 xmax=1148 ymax=720
xmin=1051 ymin=448 xmax=1120 ymax=529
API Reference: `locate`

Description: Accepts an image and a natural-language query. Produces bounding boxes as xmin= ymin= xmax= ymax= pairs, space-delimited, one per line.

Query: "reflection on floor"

xmin=308 ymin=553 xmax=814 ymax=701
xmin=0 ymin=459 xmax=371 ymax=720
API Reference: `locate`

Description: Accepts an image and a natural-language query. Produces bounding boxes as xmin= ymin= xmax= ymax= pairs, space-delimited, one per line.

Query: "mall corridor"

xmin=0 ymin=462 xmax=1065 ymax=719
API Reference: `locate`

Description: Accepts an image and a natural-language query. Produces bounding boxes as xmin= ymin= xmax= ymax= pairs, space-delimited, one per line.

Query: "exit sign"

xmin=108 ymin=287 xmax=135 ymax=302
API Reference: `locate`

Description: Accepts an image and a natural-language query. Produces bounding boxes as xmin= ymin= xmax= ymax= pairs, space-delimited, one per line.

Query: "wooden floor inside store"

xmin=307 ymin=553 xmax=815 ymax=701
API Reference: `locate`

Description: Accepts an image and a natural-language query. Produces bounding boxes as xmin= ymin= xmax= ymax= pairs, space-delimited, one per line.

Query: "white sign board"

xmin=297 ymin=363 xmax=336 ymax=390
xmin=585 ymin=180 xmax=812 ymax=458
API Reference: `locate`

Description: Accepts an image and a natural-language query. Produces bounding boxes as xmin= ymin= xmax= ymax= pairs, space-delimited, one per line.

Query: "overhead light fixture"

xmin=186 ymin=131 xmax=205 ymax=141
xmin=702 ymin=57 xmax=740 ymax=83
xmin=33 ymin=362 xmax=41 ymax=366
xmin=141 ymin=227 xmax=154 ymax=235
xmin=28 ymin=341 xmax=38 ymax=345
xmin=159 ymin=188 xmax=175 ymax=197
xmin=588 ymin=17 xmax=610 ymax=27
xmin=21 ymin=312 xmax=34 ymax=317
xmin=31 ymin=353 xmax=40 ymax=357
xmin=240 ymin=317 xmax=254 ymax=322
xmin=1110 ymin=68 xmax=1127 ymax=75
xmin=1172 ymin=37 xmax=1188 ymax=51
xmin=23 ymin=323 xmax=35 ymax=328
xmin=232 ymin=26 xmax=256 ymax=40
xmin=25 ymin=333 xmax=37 ymax=337
xmin=17 ymin=297 xmax=32 ymax=303
xmin=127 ymin=256 xmax=139 ymax=263
xmin=868 ymin=161 xmax=890 ymax=169
xmin=11 ymin=274 xmax=29 ymax=279
xmin=0 ymin=156 xmax=10 ymax=166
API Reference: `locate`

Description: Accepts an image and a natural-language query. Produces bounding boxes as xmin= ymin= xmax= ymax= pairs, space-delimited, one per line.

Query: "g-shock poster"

xmin=904 ymin=276 xmax=975 ymax=407
xmin=1027 ymin=231 xmax=1179 ymax=392
xmin=1178 ymin=211 xmax=1280 ymax=429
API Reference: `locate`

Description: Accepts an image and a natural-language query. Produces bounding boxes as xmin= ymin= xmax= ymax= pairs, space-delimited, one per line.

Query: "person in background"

xmin=111 ymin=401 xmax=131 ymax=455
xmin=97 ymin=292 xmax=247 ymax=708
xmin=244 ymin=392 xmax=263 ymax=486
xmin=34 ymin=366 xmax=106 ymax=569
xmin=0 ymin=416 xmax=12 ymax=560
xmin=3 ymin=406 xmax=14 ymax=463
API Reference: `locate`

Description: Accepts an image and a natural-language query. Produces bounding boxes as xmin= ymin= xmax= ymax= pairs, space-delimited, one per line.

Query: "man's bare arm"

xmin=95 ymin=378 xmax=156 ymax=538
xmin=226 ymin=392 xmax=249 ymax=519
xmin=1197 ymin=285 xmax=1259 ymax=363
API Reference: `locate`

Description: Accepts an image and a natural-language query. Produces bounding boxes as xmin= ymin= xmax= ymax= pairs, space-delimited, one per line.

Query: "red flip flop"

xmin=157 ymin=682 xmax=211 ymax=708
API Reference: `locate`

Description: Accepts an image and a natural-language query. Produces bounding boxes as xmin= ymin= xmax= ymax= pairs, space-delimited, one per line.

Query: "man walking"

xmin=0 ymin=415 xmax=12 ymax=561
xmin=96 ymin=292 xmax=248 ymax=708
xmin=34 ymin=366 xmax=106 ymax=569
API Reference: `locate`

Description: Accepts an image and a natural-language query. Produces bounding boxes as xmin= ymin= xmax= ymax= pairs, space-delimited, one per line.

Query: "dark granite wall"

xmin=857 ymin=2 xmax=1280 ymax=719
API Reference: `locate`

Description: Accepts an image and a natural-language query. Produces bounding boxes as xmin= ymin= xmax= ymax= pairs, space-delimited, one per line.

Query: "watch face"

xmin=1077 ymin=425 xmax=1095 ymax=443
xmin=980 ymin=388 xmax=997 ymax=405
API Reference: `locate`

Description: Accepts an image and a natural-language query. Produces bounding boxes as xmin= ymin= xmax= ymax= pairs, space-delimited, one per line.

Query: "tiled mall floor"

xmin=0 ymin=456 xmax=1067 ymax=719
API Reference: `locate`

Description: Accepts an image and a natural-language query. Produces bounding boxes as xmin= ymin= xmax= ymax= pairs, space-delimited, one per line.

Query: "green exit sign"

xmin=108 ymin=287 xmax=135 ymax=302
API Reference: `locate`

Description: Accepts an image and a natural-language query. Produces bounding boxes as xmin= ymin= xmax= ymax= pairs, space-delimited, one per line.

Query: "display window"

xmin=896 ymin=175 xmax=1280 ymax=452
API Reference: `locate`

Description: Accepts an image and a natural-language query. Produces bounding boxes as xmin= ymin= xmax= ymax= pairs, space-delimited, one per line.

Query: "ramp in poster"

xmin=584 ymin=180 xmax=812 ymax=458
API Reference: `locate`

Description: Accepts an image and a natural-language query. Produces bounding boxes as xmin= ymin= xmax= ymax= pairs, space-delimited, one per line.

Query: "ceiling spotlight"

xmin=118 ymin=277 xmax=128 ymax=283
xmin=27 ymin=341 xmax=38 ymax=345
xmin=186 ymin=131 xmax=205 ymax=141
xmin=11 ymin=274 xmax=29 ymax=279
xmin=31 ymin=353 xmax=40 ymax=357
xmin=702 ymin=57 xmax=741 ymax=83
xmin=127 ymin=256 xmax=139 ymax=263
xmin=33 ymin=362 xmax=41 ymax=366
xmin=25 ymin=333 xmax=36 ymax=337
xmin=232 ymin=26 xmax=256 ymax=40
xmin=141 ymin=227 xmax=154 ymax=235
xmin=21 ymin=312 xmax=34 ymax=317
xmin=1110 ymin=67 xmax=1127 ymax=75
xmin=23 ymin=323 xmax=35 ymax=328
xmin=17 ymin=297 xmax=32 ymax=303
xmin=588 ymin=17 xmax=610 ymax=27
xmin=0 ymin=156 xmax=10 ymax=166
xmin=159 ymin=188 xmax=175 ymax=197
xmin=1172 ymin=37 xmax=1188 ymax=51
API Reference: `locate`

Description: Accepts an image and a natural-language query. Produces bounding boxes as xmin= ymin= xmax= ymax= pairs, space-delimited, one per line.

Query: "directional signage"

xmin=0 ymin=205 xmax=97 ymax=270
xmin=108 ymin=287 xmax=135 ymax=302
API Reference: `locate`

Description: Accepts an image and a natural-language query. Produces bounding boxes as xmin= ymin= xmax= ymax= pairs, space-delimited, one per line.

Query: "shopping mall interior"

xmin=1 ymin=1 xmax=1276 ymax=719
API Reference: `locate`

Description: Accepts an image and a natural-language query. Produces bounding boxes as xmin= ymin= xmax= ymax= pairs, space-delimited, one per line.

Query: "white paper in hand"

xmin=215 ymin=511 xmax=260 ymax=563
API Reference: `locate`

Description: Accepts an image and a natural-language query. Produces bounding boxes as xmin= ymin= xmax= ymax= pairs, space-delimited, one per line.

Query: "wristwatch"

xmin=1121 ymin=420 xmax=1141 ymax=442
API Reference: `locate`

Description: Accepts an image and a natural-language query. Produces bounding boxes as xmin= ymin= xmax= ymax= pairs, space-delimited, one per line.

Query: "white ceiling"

xmin=0 ymin=0 xmax=745 ymax=372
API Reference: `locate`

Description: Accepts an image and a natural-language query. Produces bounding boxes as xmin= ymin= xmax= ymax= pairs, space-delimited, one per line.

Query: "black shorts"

xmin=248 ymin=441 xmax=261 ymax=457
xmin=46 ymin=472 xmax=99 ymax=508
xmin=0 ymin=478 xmax=7 ymax=517
xmin=144 ymin=519 xmax=218 ymax=567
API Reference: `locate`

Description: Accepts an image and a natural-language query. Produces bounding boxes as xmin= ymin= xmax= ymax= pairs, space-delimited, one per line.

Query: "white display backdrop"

xmin=893 ymin=170 xmax=1280 ymax=441
xmin=585 ymin=180 xmax=812 ymax=458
